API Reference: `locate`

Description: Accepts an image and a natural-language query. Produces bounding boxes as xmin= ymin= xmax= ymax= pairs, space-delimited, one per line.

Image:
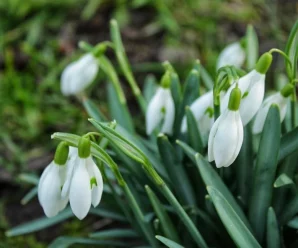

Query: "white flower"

xmin=217 ymin=42 xmax=246 ymax=70
xmin=61 ymin=53 xmax=99 ymax=96
xmin=146 ymin=86 xmax=175 ymax=135
xmin=252 ymin=92 xmax=288 ymax=134
xmin=221 ymin=70 xmax=265 ymax=126
xmin=208 ymin=88 xmax=243 ymax=168
xmin=181 ymin=91 xmax=214 ymax=139
xmin=61 ymin=149 xmax=103 ymax=220
xmin=38 ymin=161 xmax=68 ymax=217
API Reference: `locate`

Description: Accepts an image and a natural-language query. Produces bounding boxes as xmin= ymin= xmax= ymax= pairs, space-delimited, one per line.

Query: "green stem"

xmin=269 ymin=48 xmax=293 ymax=78
xmin=123 ymin=183 xmax=159 ymax=247
xmin=159 ymin=184 xmax=208 ymax=248
xmin=291 ymin=99 xmax=296 ymax=129
xmin=110 ymin=19 xmax=146 ymax=112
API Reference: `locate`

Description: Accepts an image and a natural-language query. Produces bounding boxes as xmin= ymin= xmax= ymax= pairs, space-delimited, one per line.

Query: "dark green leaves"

xmin=249 ymin=105 xmax=281 ymax=243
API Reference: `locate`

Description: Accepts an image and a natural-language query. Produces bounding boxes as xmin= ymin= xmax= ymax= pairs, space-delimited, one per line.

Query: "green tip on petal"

xmin=161 ymin=71 xmax=171 ymax=88
xmin=255 ymin=52 xmax=272 ymax=74
xmin=280 ymin=83 xmax=294 ymax=97
xmin=54 ymin=142 xmax=69 ymax=165
xmin=78 ymin=136 xmax=91 ymax=158
xmin=228 ymin=87 xmax=242 ymax=111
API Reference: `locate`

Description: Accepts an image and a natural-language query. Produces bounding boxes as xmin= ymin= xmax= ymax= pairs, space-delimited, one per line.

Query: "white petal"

xmin=61 ymin=155 xmax=78 ymax=199
xmin=86 ymin=157 xmax=103 ymax=207
xmin=39 ymin=164 xmax=63 ymax=217
xmin=217 ymin=42 xmax=246 ymax=69
xmin=38 ymin=162 xmax=54 ymax=207
xmin=146 ymin=87 xmax=167 ymax=134
xmin=69 ymin=158 xmax=92 ymax=220
xmin=61 ymin=53 xmax=99 ymax=96
xmin=239 ymin=78 xmax=265 ymax=125
xmin=199 ymin=115 xmax=214 ymax=140
xmin=208 ymin=113 xmax=223 ymax=162
xmin=181 ymin=91 xmax=213 ymax=133
xmin=278 ymin=95 xmax=288 ymax=122
xmin=213 ymin=111 xmax=241 ymax=168
xmin=161 ymin=90 xmax=175 ymax=134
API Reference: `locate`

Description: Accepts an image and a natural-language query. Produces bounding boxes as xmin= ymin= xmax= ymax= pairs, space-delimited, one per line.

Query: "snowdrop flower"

xmin=61 ymin=53 xmax=99 ymax=96
xmin=252 ymin=84 xmax=293 ymax=134
xmin=217 ymin=42 xmax=246 ymax=70
xmin=181 ymin=91 xmax=214 ymax=139
xmin=38 ymin=142 xmax=69 ymax=217
xmin=62 ymin=137 xmax=103 ymax=220
xmin=208 ymin=87 xmax=243 ymax=168
xmin=146 ymin=72 xmax=175 ymax=135
xmin=221 ymin=53 xmax=273 ymax=126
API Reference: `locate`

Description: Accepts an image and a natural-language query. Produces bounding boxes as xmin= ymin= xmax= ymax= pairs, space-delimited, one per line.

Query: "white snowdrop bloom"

xmin=146 ymin=86 xmax=175 ymax=135
xmin=181 ymin=91 xmax=214 ymax=138
xmin=38 ymin=162 xmax=68 ymax=217
xmin=221 ymin=53 xmax=272 ymax=126
xmin=62 ymin=142 xmax=103 ymax=220
xmin=208 ymin=87 xmax=243 ymax=168
xmin=217 ymin=42 xmax=246 ymax=70
xmin=61 ymin=53 xmax=99 ymax=96
xmin=252 ymin=92 xmax=289 ymax=134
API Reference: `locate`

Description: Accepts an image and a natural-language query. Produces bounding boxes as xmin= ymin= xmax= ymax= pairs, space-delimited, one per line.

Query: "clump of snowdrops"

xmin=6 ymin=20 xmax=298 ymax=248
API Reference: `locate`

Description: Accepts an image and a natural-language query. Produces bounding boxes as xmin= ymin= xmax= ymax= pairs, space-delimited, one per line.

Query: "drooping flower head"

xmin=217 ymin=41 xmax=246 ymax=70
xmin=61 ymin=53 xmax=99 ymax=96
xmin=221 ymin=52 xmax=273 ymax=126
xmin=146 ymin=71 xmax=175 ymax=135
xmin=208 ymin=87 xmax=243 ymax=168
xmin=253 ymin=83 xmax=293 ymax=134
xmin=181 ymin=91 xmax=214 ymax=140
xmin=38 ymin=142 xmax=69 ymax=217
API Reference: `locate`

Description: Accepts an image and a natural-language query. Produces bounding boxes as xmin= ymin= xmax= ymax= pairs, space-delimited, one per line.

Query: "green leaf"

xmin=143 ymin=74 xmax=158 ymax=103
xmin=107 ymin=83 xmax=135 ymax=133
xmin=274 ymin=173 xmax=294 ymax=188
xmin=21 ymin=186 xmax=38 ymax=205
xmin=246 ymin=25 xmax=259 ymax=70
xmin=6 ymin=208 xmax=73 ymax=237
xmin=185 ymin=106 xmax=204 ymax=153
xmin=285 ymin=20 xmax=298 ymax=78
xmin=48 ymin=237 xmax=127 ymax=248
xmin=145 ymin=185 xmax=180 ymax=243
xmin=280 ymin=194 xmax=298 ymax=224
xmin=18 ymin=173 xmax=39 ymax=185
xmin=176 ymin=139 xmax=196 ymax=163
xmin=267 ymin=207 xmax=280 ymax=248
xmin=82 ymin=98 xmax=107 ymax=122
xmin=195 ymin=154 xmax=251 ymax=230
xmin=249 ymin=105 xmax=281 ymax=243
xmin=278 ymin=125 xmax=298 ymax=162
xmin=155 ymin=235 xmax=184 ymax=248
xmin=207 ymin=187 xmax=261 ymax=248
xmin=287 ymin=216 xmax=298 ymax=229
xmin=157 ymin=134 xmax=196 ymax=206
xmin=89 ymin=228 xmax=138 ymax=239
xmin=234 ymin=126 xmax=253 ymax=206
xmin=200 ymin=65 xmax=213 ymax=90
xmin=89 ymin=207 xmax=127 ymax=222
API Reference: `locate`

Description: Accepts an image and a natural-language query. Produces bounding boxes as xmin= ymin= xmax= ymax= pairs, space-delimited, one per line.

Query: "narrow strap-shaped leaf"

xmin=21 ymin=186 xmax=37 ymax=205
xmin=267 ymin=207 xmax=280 ymax=248
xmin=143 ymin=74 xmax=158 ymax=104
xmin=5 ymin=208 xmax=73 ymax=237
xmin=274 ymin=173 xmax=294 ymax=188
xmin=82 ymin=98 xmax=107 ymax=122
xmin=195 ymin=154 xmax=252 ymax=230
xmin=145 ymin=185 xmax=180 ymax=243
xmin=185 ymin=107 xmax=204 ymax=153
xmin=107 ymin=83 xmax=135 ymax=133
xmin=89 ymin=207 xmax=127 ymax=222
xmin=287 ymin=216 xmax=298 ymax=229
xmin=89 ymin=228 xmax=138 ymax=239
xmin=249 ymin=105 xmax=281 ymax=243
xmin=207 ymin=187 xmax=261 ymax=248
xmin=280 ymin=194 xmax=298 ymax=224
xmin=246 ymin=25 xmax=259 ymax=70
xmin=285 ymin=20 xmax=298 ymax=78
xmin=278 ymin=125 xmax=298 ymax=162
xmin=156 ymin=235 xmax=184 ymax=248
xmin=48 ymin=237 xmax=127 ymax=248
xmin=18 ymin=173 xmax=39 ymax=185
xmin=157 ymin=134 xmax=196 ymax=206
xmin=234 ymin=126 xmax=253 ymax=206
xmin=176 ymin=140 xmax=196 ymax=163
xmin=200 ymin=66 xmax=213 ymax=90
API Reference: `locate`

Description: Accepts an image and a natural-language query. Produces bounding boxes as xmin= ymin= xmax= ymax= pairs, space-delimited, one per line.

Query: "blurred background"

xmin=0 ymin=0 xmax=297 ymax=246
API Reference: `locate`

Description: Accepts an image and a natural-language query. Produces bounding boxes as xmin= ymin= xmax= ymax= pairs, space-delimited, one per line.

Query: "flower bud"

xmin=78 ymin=137 xmax=91 ymax=158
xmin=255 ymin=52 xmax=272 ymax=74
xmin=161 ymin=71 xmax=171 ymax=88
xmin=280 ymin=83 xmax=294 ymax=98
xmin=228 ymin=87 xmax=241 ymax=111
xmin=54 ymin=142 xmax=69 ymax=165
